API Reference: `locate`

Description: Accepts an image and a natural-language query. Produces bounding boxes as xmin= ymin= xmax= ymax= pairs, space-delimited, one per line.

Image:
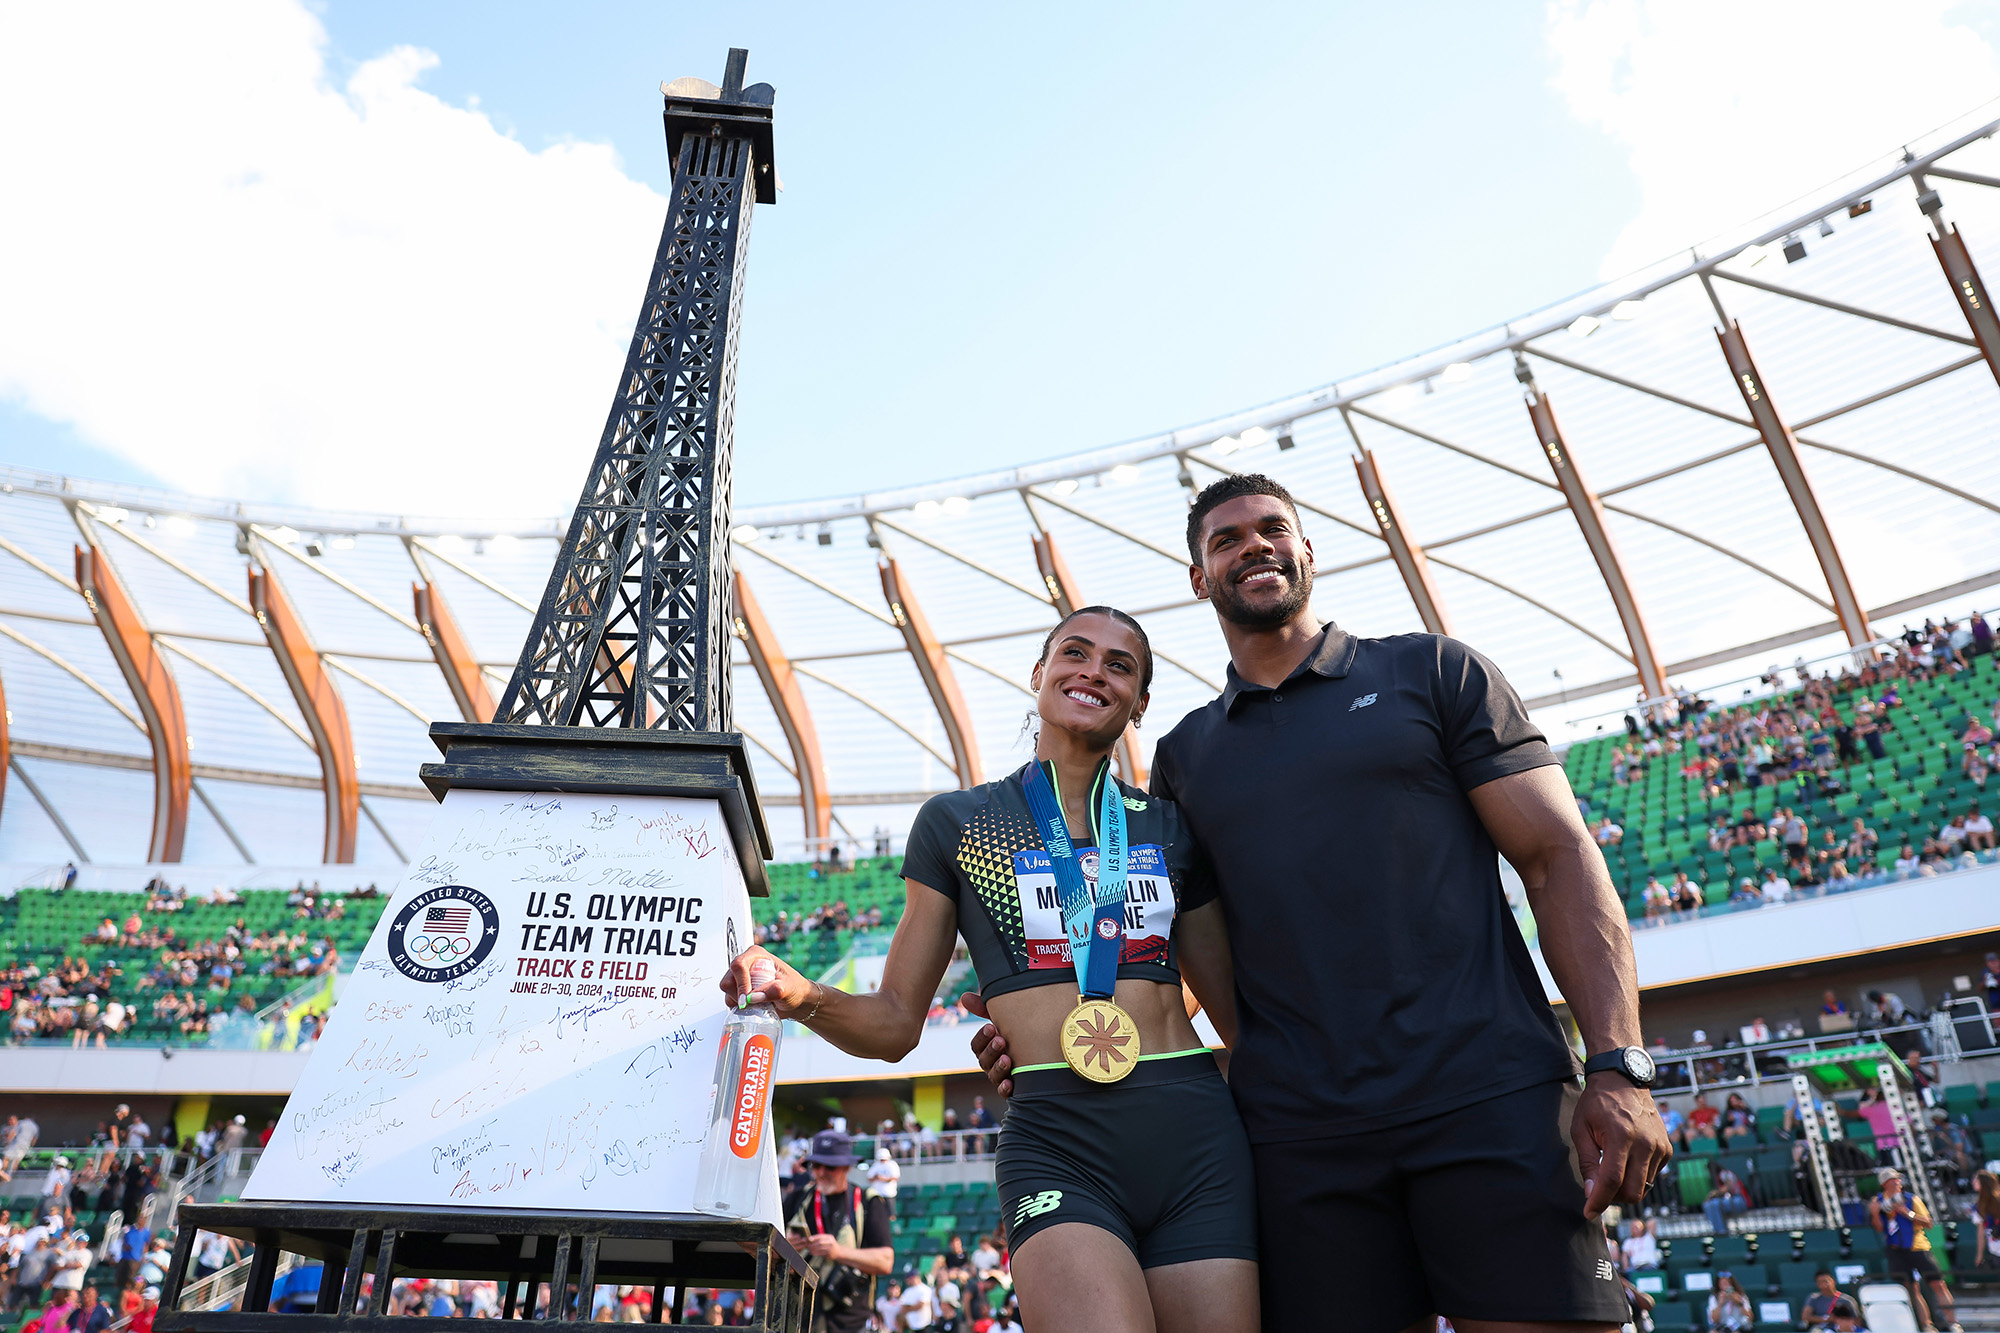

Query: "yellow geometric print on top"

xmin=957 ymin=803 xmax=1039 ymax=972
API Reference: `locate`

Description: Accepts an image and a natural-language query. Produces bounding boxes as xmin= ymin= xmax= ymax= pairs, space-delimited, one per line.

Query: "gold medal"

xmin=1061 ymin=997 xmax=1141 ymax=1083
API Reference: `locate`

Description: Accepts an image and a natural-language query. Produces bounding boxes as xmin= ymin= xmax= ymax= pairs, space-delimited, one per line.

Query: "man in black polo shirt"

xmin=974 ymin=474 xmax=1671 ymax=1332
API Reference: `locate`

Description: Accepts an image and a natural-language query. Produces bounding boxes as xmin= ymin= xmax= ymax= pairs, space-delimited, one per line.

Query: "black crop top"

xmin=900 ymin=759 xmax=1215 ymax=1000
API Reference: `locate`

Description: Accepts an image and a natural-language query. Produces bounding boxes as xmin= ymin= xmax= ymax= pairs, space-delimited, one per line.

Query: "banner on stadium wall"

xmin=243 ymin=789 xmax=779 ymax=1225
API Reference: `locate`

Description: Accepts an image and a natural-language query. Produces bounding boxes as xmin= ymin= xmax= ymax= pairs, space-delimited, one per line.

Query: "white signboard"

xmin=245 ymin=789 xmax=779 ymax=1226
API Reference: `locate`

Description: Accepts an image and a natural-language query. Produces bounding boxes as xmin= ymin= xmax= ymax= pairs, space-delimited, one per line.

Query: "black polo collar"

xmin=1221 ymin=622 xmax=1359 ymax=713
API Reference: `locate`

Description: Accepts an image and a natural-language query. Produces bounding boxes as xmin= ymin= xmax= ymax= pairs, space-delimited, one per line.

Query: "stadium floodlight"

xmin=729 ymin=525 xmax=760 ymax=543
xmin=330 ymin=536 xmax=355 ymax=550
xmin=941 ymin=496 xmax=970 ymax=516
xmin=1818 ymin=217 xmax=1835 ymax=238
xmin=162 ymin=515 xmax=197 ymax=536
xmin=490 ymin=533 xmax=520 ymax=553
xmin=1212 ymin=434 xmax=1241 ymax=455
xmin=1380 ymin=383 xmax=1422 ymax=409
xmin=1783 ymin=233 xmax=1807 ymax=263
xmin=1611 ymin=299 xmax=1644 ymax=320
xmin=816 ymin=524 xmax=833 ymax=545
xmin=97 ymin=506 xmax=129 ymax=524
xmin=265 ymin=524 xmax=301 ymax=544
xmin=913 ymin=499 xmax=942 ymax=520
xmin=1276 ymin=427 xmax=1295 ymax=451
xmin=1440 ymin=362 xmax=1473 ymax=384
xmin=433 ymin=533 xmax=466 ymax=552
xmin=1048 ymin=479 xmax=1079 ymax=497
xmin=1107 ymin=463 xmax=1142 ymax=485
xmin=1239 ymin=426 xmax=1271 ymax=449
xmin=1567 ymin=314 xmax=1601 ymax=338
xmin=1848 ymin=198 xmax=1872 ymax=217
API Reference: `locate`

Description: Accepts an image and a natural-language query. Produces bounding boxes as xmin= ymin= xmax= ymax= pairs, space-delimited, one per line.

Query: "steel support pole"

xmin=878 ymin=557 xmax=982 ymax=789
xmin=1717 ymin=321 xmax=1872 ymax=647
xmin=1931 ymin=223 xmax=2000 ymax=389
xmin=1523 ymin=392 xmax=1667 ymax=699
xmin=76 ymin=544 xmax=191 ymax=860
xmin=1350 ymin=448 xmax=1453 ymax=637
xmin=732 ymin=569 xmax=832 ymax=846
xmin=1791 ymin=1072 xmax=1843 ymax=1224
xmin=249 ymin=564 xmax=359 ymax=863
xmin=1030 ymin=531 xmax=1146 ymax=786
xmin=413 ymin=580 xmax=496 ymax=723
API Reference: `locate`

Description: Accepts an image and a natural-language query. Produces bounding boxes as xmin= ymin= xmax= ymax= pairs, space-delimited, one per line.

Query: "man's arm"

xmin=1174 ymin=901 xmax=1236 ymax=1047
xmin=1468 ymin=764 xmax=1672 ymax=1219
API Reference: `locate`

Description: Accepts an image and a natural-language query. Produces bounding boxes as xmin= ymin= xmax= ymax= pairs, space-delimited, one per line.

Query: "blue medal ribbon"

xmin=1020 ymin=758 xmax=1128 ymax=1000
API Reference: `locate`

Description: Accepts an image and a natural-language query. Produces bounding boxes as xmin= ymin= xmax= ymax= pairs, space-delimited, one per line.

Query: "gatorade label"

xmin=730 ymin=1034 xmax=775 ymax=1158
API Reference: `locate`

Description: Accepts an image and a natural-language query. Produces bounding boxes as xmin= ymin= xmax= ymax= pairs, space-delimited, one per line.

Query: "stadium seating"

xmin=1561 ymin=667 xmax=1998 ymax=916
xmin=0 ymin=887 xmax=385 ymax=1042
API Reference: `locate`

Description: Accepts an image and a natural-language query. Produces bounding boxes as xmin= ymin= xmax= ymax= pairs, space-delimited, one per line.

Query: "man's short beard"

xmin=1211 ymin=556 xmax=1313 ymax=630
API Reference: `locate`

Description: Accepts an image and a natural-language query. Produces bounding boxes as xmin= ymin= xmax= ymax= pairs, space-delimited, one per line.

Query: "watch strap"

xmin=1582 ymin=1047 xmax=1652 ymax=1084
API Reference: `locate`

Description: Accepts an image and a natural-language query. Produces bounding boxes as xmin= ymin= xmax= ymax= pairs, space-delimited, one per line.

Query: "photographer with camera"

xmin=782 ymin=1131 xmax=893 ymax=1333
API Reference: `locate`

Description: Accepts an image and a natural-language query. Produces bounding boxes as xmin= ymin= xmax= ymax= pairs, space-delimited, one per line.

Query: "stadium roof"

xmin=10 ymin=107 xmax=2000 ymax=865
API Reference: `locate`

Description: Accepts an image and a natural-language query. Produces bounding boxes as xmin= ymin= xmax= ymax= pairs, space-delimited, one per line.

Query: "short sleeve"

xmin=1169 ymin=805 xmax=1218 ymax=912
xmin=898 ymin=795 xmax=963 ymax=901
xmin=1433 ymin=637 xmax=1558 ymax=792
xmin=860 ymin=1195 xmax=894 ymax=1250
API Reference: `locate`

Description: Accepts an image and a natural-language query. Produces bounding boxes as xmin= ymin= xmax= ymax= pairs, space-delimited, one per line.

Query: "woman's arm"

xmin=721 ymin=880 xmax=958 ymax=1062
xmin=1174 ymin=900 xmax=1237 ymax=1047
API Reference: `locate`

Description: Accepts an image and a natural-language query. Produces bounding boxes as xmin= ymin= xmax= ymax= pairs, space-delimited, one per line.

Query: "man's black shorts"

xmin=1253 ymin=1077 xmax=1629 ymax=1330
xmin=1886 ymin=1244 xmax=1943 ymax=1282
xmin=998 ymin=1050 xmax=1257 ymax=1269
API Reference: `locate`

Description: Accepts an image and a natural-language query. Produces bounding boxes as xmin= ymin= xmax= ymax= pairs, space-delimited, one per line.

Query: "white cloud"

xmin=0 ymin=0 xmax=663 ymax=516
xmin=1546 ymin=0 xmax=2000 ymax=277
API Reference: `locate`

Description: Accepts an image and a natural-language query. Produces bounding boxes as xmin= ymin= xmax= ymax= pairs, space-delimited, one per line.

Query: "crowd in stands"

xmin=1572 ymin=613 xmax=2000 ymax=925
xmin=754 ymin=899 xmax=886 ymax=952
xmin=0 ymin=883 xmax=381 ymax=1049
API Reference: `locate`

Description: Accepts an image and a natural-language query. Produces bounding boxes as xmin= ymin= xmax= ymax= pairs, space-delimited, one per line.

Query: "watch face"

xmin=1623 ymin=1047 xmax=1656 ymax=1084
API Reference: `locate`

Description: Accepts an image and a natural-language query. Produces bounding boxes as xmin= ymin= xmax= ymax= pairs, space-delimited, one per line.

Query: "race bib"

xmin=1011 ymin=844 xmax=1173 ymax=970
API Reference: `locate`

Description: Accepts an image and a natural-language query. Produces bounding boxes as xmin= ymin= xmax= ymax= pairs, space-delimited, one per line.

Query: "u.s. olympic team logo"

xmin=386 ymin=885 xmax=500 ymax=983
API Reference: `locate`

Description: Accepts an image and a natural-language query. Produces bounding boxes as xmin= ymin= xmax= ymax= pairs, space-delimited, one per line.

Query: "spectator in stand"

xmin=1871 ymin=1167 xmax=1955 ymax=1332
xmin=1720 ymin=1092 xmax=1758 ymax=1147
xmin=1798 ymin=1271 xmax=1843 ymax=1329
xmin=1619 ymin=1217 xmax=1659 ymax=1273
xmin=1866 ymin=989 xmax=1911 ymax=1029
xmin=1707 ymin=1271 xmax=1754 ymax=1331
xmin=1593 ymin=817 xmax=1623 ymax=847
xmin=1973 ymin=1170 xmax=2000 ymax=1272
xmin=875 ymin=1279 xmax=903 ymax=1332
xmin=1894 ymin=844 xmax=1921 ymax=876
xmin=863 ymin=1146 xmax=900 ymax=1207
xmin=47 ymin=1233 xmax=87 ymax=1308
xmin=116 ymin=1219 xmax=151 ymax=1291
xmin=1759 ymin=869 xmax=1793 ymax=904
xmin=1704 ymin=1164 xmax=1751 ymax=1234
xmin=33 ymin=1285 xmax=79 ymax=1333
xmin=129 ymin=1288 xmax=158 ymax=1333
xmin=1845 ymin=818 xmax=1878 ymax=865
xmin=899 ymin=1270 xmax=935 ymax=1332
xmin=1670 ymin=872 xmax=1704 ymax=915
xmin=1642 ymin=876 xmax=1672 ymax=920
xmin=1932 ymin=1111 xmax=1975 ymax=1189
xmin=70 ymin=1287 xmax=111 ymax=1333
xmin=1689 ymin=1092 xmax=1720 ymax=1137
xmin=1729 ymin=877 xmax=1762 ymax=905
xmin=1967 ymin=806 xmax=1996 ymax=852
xmin=0 ymin=1116 xmax=38 ymax=1181
xmin=1983 ymin=953 xmax=2000 ymax=1016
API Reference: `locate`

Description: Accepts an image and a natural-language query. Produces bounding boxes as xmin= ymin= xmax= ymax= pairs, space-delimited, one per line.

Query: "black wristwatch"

xmin=1582 ymin=1046 xmax=1657 ymax=1088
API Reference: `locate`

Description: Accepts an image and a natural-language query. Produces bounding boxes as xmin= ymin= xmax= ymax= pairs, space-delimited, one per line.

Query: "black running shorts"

xmin=997 ymin=1049 xmax=1257 ymax=1269
xmin=1253 ymin=1077 xmax=1630 ymax=1330
xmin=1886 ymin=1244 xmax=1943 ymax=1282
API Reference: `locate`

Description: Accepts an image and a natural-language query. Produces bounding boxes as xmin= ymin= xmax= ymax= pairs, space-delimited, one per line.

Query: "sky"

xmin=4 ymin=1 xmax=2000 ymax=515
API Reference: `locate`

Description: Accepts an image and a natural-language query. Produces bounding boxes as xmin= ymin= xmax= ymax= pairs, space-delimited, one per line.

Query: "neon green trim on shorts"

xmin=1010 ymin=1046 xmax=1211 ymax=1075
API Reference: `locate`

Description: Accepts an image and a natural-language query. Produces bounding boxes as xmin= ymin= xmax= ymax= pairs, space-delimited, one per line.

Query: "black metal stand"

xmin=159 ymin=1202 xmax=813 ymax=1332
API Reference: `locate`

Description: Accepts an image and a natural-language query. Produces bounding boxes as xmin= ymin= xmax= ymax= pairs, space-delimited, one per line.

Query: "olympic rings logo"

xmin=405 ymin=933 xmax=474 ymax=962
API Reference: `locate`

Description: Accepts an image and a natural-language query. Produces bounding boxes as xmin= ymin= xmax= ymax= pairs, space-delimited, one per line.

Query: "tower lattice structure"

xmin=498 ymin=50 xmax=777 ymax=732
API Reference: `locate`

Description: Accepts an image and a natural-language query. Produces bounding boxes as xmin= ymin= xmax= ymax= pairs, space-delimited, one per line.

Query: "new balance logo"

xmin=1595 ymin=1259 xmax=1616 ymax=1282
xmin=1013 ymin=1190 xmax=1062 ymax=1226
xmin=1349 ymin=693 xmax=1378 ymax=711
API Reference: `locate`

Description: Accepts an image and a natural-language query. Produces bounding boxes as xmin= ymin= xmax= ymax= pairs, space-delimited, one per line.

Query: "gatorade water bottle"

xmin=693 ymin=955 xmax=781 ymax=1218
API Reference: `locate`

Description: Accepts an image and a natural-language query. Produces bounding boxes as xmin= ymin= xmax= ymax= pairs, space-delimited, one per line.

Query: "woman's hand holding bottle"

xmin=720 ymin=945 xmax=818 ymax=1018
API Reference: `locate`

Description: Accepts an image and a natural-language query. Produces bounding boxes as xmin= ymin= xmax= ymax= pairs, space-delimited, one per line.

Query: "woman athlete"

xmin=722 ymin=606 xmax=1258 ymax=1333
